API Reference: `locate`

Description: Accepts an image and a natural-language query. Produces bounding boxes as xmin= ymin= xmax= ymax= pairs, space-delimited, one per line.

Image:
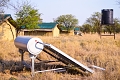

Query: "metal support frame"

xmin=18 ymin=49 xmax=66 ymax=77
xmin=100 ymin=24 xmax=115 ymax=39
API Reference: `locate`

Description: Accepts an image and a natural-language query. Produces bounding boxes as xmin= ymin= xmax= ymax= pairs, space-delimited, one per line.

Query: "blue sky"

xmin=4 ymin=0 xmax=120 ymax=25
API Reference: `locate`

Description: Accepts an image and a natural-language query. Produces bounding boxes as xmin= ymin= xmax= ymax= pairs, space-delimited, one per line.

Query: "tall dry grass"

xmin=0 ymin=33 xmax=120 ymax=80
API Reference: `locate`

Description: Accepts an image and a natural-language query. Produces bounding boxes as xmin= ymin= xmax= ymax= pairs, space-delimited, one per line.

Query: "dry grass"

xmin=0 ymin=33 xmax=120 ymax=80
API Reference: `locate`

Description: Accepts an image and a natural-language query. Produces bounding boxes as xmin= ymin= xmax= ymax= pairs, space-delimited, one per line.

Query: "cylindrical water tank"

xmin=14 ymin=36 xmax=44 ymax=55
xmin=101 ymin=9 xmax=113 ymax=25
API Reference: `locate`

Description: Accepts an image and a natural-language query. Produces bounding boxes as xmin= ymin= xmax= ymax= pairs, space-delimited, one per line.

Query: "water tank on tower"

xmin=101 ymin=9 xmax=113 ymax=25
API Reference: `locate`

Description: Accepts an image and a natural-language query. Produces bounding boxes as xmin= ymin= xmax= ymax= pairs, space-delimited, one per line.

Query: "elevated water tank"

xmin=14 ymin=36 xmax=44 ymax=55
xmin=101 ymin=9 xmax=113 ymax=25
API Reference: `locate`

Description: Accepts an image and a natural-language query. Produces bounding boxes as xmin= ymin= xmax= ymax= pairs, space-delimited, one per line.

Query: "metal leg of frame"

xmin=19 ymin=49 xmax=25 ymax=65
xmin=29 ymin=54 xmax=36 ymax=77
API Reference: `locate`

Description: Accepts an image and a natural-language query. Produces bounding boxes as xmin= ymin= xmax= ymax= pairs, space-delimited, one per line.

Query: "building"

xmin=0 ymin=14 xmax=17 ymax=41
xmin=20 ymin=23 xmax=60 ymax=37
xmin=74 ymin=27 xmax=82 ymax=36
xmin=59 ymin=26 xmax=74 ymax=36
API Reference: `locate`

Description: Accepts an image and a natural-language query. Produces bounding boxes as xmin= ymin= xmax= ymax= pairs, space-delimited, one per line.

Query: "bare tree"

xmin=0 ymin=0 xmax=10 ymax=13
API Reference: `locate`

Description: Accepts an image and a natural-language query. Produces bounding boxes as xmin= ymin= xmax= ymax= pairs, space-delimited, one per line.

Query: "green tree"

xmin=55 ymin=14 xmax=78 ymax=32
xmin=101 ymin=18 xmax=120 ymax=34
xmin=11 ymin=1 xmax=42 ymax=36
xmin=104 ymin=25 xmax=114 ymax=34
xmin=85 ymin=12 xmax=120 ymax=34
xmin=81 ymin=24 xmax=92 ymax=33
xmin=114 ymin=18 xmax=120 ymax=33
xmin=86 ymin=12 xmax=101 ymax=34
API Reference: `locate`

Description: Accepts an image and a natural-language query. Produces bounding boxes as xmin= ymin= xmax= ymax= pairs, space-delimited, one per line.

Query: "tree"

xmin=86 ymin=12 xmax=101 ymax=34
xmin=99 ymin=18 xmax=120 ymax=34
xmin=10 ymin=1 xmax=42 ymax=36
xmin=0 ymin=0 xmax=10 ymax=13
xmin=84 ymin=11 xmax=120 ymax=34
xmin=80 ymin=24 xmax=92 ymax=33
xmin=55 ymin=14 xmax=78 ymax=32
xmin=113 ymin=18 xmax=120 ymax=33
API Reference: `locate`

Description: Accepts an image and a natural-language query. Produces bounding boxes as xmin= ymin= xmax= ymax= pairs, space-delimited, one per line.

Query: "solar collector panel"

xmin=44 ymin=44 xmax=94 ymax=73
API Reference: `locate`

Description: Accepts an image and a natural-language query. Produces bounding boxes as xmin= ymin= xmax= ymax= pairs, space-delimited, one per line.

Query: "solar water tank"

xmin=14 ymin=36 xmax=44 ymax=55
xmin=101 ymin=9 xmax=113 ymax=25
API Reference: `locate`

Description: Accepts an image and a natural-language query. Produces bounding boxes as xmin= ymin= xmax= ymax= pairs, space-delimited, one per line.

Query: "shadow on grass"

xmin=0 ymin=59 xmax=91 ymax=76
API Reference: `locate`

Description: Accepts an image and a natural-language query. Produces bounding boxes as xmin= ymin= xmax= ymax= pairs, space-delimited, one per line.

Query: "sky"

xmin=4 ymin=0 xmax=120 ymax=25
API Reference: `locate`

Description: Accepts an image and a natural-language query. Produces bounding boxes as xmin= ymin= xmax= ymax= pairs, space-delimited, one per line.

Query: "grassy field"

xmin=0 ymin=33 xmax=120 ymax=80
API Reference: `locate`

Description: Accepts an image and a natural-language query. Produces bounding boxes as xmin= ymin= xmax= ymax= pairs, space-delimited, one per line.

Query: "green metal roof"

xmin=21 ymin=23 xmax=57 ymax=29
xmin=0 ymin=14 xmax=11 ymax=20
xmin=74 ymin=27 xmax=80 ymax=31
xmin=38 ymin=23 xmax=57 ymax=29
xmin=0 ymin=14 xmax=17 ymax=28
